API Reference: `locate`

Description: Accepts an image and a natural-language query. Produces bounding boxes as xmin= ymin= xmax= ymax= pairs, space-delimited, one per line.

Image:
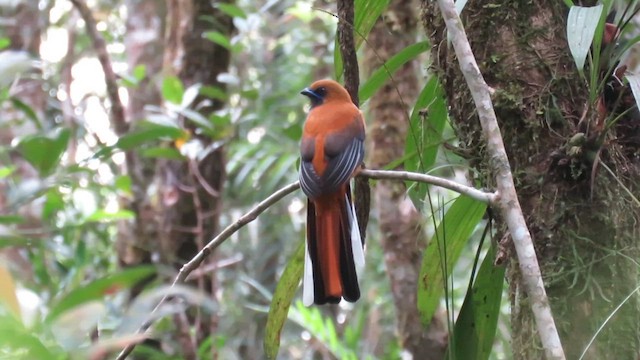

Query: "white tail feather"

xmin=303 ymin=242 xmax=314 ymax=306
xmin=346 ymin=195 xmax=365 ymax=275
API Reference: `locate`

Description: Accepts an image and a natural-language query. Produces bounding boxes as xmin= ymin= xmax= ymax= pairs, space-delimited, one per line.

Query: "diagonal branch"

xmin=70 ymin=0 xmax=127 ymax=135
xmin=115 ymin=168 xmax=494 ymax=359
xmin=435 ymin=1 xmax=565 ymax=359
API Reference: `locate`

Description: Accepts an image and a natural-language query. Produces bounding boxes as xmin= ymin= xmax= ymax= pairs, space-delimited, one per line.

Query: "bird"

xmin=298 ymin=79 xmax=366 ymax=305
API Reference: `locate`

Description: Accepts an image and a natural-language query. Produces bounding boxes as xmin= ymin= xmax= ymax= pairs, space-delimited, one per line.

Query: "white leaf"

xmin=626 ymin=73 xmax=640 ymax=113
xmin=567 ymin=5 xmax=603 ymax=72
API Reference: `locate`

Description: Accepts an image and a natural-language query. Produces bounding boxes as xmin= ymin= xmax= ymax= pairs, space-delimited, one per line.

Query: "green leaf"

xmin=449 ymin=244 xmax=505 ymax=360
xmin=43 ymin=189 xmax=64 ymax=219
xmin=200 ymin=86 xmax=228 ymax=101
xmin=141 ymin=147 xmax=185 ymax=160
xmin=417 ymin=196 xmax=486 ymax=325
xmin=0 ymin=317 xmax=58 ymax=360
xmin=16 ymin=127 xmax=70 ymax=176
xmin=264 ymin=241 xmax=305 ymax=359
xmin=359 ymin=41 xmax=430 ymax=103
xmin=566 ymin=5 xmax=603 ymax=72
xmin=449 ymin=246 xmax=505 ymax=360
xmin=0 ymin=215 xmax=24 ymax=224
xmin=46 ymin=266 xmax=156 ymax=323
xmin=114 ymin=175 xmax=132 ymax=194
xmin=216 ymin=3 xmax=247 ymax=19
xmin=334 ymin=0 xmax=391 ymax=79
xmin=162 ymin=75 xmax=185 ymax=104
xmin=203 ymin=31 xmax=232 ymax=50
xmin=404 ymin=76 xmax=448 ymax=207
xmin=0 ymin=166 xmax=15 ymax=179
xmin=133 ymin=64 xmax=147 ymax=81
xmin=85 ymin=209 xmax=135 ymax=222
xmin=115 ymin=125 xmax=184 ymax=151
xmin=11 ymin=97 xmax=41 ymax=129
xmin=0 ymin=38 xmax=10 ymax=50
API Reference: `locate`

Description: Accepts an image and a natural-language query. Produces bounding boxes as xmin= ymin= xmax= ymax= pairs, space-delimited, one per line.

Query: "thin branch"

xmin=360 ymin=169 xmax=496 ymax=204
xmin=70 ymin=0 xmax=127 ymax=135
xmin=115 ymin=169 xmax=493 ymax=358
xmin=435 ymin=1 xmax=565 ymax=359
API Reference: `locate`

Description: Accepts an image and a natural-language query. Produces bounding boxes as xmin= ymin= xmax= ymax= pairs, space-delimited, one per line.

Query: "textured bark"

xmin=117 ymin=0 xmax=166 ymax=280
xmin=421 ymin=1 xmax=640 ymax=358
xmin=160 ymin=0 xmax=233 ymax=349
xmin=365 ymin=1 xmax=447 ymax=358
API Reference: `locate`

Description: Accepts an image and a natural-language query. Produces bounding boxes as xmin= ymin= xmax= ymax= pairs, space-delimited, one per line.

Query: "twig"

xmin=115 ymin=170 xmax=493 ymax=359
xmin=70 ymin=0 xmax=127 ymax=135
xmin=435 ymin=1 xmax=565 ymax=358
xmin=360 ymin=169 xmax=496 ymax=204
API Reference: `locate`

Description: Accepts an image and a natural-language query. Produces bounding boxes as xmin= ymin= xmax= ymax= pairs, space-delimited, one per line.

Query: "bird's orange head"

xmin=301 ymin=79 xmax=352 ymax=108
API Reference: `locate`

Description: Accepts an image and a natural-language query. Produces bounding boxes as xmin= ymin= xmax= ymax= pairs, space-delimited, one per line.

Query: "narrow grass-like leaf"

xmin=404 ymin=76 xmax=448 ymax=207
xmin=264 ymin=241 xmax=305 ymax=359
xmin=46 ymin=266 xmax=155 ymax=323
xmin=567 ymin=5 xmax=603 ymax=72
xmin=216 ymin=3 xmax=247 ymax=19
xmin=417 ymin=196 xmax=486 ymax=325
xmin=449 ymin=244 xmax=505 ymax=360
xmin=334 ymin=0 xmax=391 ymax=79
xmin=359 ymin=41 xmax=429 ymax=103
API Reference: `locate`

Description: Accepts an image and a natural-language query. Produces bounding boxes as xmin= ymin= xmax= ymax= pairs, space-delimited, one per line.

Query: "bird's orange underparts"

xmin=299 ymin=79 xmax=366 ymax=305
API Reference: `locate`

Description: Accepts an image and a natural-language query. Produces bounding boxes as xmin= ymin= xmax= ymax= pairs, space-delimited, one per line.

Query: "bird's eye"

xmin=315 ymin=87 xmax=327 ymax=97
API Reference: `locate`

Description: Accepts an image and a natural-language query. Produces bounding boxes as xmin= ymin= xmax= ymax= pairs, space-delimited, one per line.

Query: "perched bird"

xmin=299 ymin=79 xmax=366 ymax=305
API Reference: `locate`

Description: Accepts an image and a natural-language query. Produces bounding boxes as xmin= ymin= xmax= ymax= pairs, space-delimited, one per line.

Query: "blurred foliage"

xmin=0 ymin=0 xmax=511 ymax=359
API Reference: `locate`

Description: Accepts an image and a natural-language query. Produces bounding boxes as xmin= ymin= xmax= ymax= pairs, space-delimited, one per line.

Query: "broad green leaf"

xmin=404 ymin=76 xmax=448 ymax=207
xmin=16 ymin=127 xmax=70 ymax=176
xmin=359 ymin=41 xmax=430 ymax=103
xmin=162 ymin=75 xmax=185 ymax=104
xmin=204 ymin=31 xmax=232 ymax=50
xmin=567 ymin=5 xmax=603 ymax=72
xmin=264 ymin=241 xmax=304 ymax=359
xmin=334 ymin=0 xmax=391 ymax=79
xmin=217 ymin=3 xmax=247 ymax=19
xmin=449 ymin=244 xmax=505 ymax=360
xmin=85 ymin=209 xmax=135 ymax=222
xmin=46 ymin=266 xmax=156 ymax=323
xmin=417 ymin=196 xmax=486 ymax=325
xmin=43 ymin=188 xmax=64 ymax=219
xmin=0 ymin=317 xmax=57 ymax=359
xmin=114 ymin=175 xmax=132 ymax=194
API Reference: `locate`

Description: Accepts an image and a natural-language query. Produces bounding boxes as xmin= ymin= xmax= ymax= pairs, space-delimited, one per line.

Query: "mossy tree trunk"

xmin=420 ymin=1 xmax=640 ymax=359
xmin=365 ymin=1 xmax=447 ymax=358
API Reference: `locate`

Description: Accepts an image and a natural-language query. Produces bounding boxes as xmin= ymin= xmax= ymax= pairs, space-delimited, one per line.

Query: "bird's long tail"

xmin=303 ymin=186 xmax=364 ymax=305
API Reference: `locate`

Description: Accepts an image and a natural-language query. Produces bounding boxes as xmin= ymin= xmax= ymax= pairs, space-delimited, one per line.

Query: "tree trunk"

xmin=160 ymin=0 xmax=233 ymax=351
xmin=365 ymin=1 xmax=447 ymax=358
xmin=117 ymin=0 xmax=166 ymax=286
xmin=420 ymin=1 xmax=640 ymax=359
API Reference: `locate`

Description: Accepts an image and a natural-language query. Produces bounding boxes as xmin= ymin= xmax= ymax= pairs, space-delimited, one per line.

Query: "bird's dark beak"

xmin=301 ymin=88 xmax=321 ymax=101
